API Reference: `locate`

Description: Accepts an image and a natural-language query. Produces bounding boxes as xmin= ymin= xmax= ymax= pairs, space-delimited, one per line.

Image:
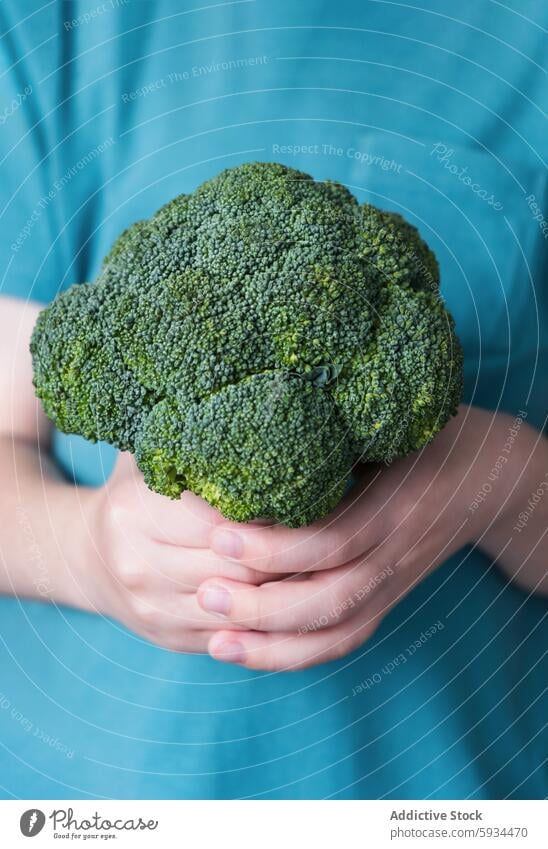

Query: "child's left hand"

xmin=198 ymin=405 xmax=538 ymax=670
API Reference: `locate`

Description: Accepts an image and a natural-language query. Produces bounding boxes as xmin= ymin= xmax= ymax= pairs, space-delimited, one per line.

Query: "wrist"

xmin=52 ymin=483 xmax=108 ymax=614
xmin=474 ymin=412 xmax=539 ymax=546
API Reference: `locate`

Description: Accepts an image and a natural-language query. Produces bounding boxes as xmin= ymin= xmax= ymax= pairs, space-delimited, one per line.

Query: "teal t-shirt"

xmin=0 ymin=0 xmax=546 ymax=799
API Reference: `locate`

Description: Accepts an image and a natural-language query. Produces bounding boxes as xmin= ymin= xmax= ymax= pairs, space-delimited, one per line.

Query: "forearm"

xmin=476 ymin=417 xmax=548 ymax=595
xmin=0 ymin=435 xmax=98 ymax=610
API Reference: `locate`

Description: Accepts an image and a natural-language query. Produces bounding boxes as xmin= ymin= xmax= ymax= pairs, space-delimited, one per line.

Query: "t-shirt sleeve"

xmin=0 ymin=3 xmax=66 ymax=303
xmin=0 ymin=1 xmax=117 ymax=305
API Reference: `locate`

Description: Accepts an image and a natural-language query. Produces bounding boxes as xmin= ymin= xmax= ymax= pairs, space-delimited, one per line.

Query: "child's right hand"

xmin=88 ymin=452 xmax=283 ymax=652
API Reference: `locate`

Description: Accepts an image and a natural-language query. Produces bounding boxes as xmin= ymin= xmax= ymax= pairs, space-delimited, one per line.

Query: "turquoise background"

xmin=0 ymin=0 xmax=546 ymax=798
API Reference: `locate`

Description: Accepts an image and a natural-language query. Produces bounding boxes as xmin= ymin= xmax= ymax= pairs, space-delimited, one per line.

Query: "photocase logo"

xmin=20 ymin=809 xmax=46 ymax=837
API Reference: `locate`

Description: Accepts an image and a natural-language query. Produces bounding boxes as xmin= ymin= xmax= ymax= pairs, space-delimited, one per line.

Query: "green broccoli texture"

xmin=31 ymin=161 xmax=463 ymax=527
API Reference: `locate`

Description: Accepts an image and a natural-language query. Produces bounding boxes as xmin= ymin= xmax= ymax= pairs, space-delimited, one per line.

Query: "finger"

xmin=144 ymin=489 xmax=226 ymax=547
xmin=110 ymin=450 xmax=138 ymax=481
xmin=209 ymin=479 xmax=384 ymax=574
xmin=149 ymin=545 xmax=289 ymax=591
xmin=123 ymin=591 xmax=248 ymax=634
xmin=139 ymin=629 xmax=212 ymax=655
xmin=197 ymin=559 xmax=380 ymax=632
xmin=108 ymin=457 xmax=225 ymax=547
xmin=116 ymin=547 xmax=269 ymax=595
xmin=207 ymin=613 xmax=381 ymax=671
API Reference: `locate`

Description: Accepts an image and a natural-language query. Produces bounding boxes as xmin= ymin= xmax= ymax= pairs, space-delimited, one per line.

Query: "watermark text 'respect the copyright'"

xmin=272 ymin=142 xmax=402 ymax=173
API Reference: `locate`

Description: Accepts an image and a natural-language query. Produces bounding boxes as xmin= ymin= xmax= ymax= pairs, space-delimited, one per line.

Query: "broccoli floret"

xmin=334 ymin=282 xmax=463 ymax=461
xmin=358 ymin=204 xmax=440 ymax=292
xmin=135 ymin=373 xmax=353 ymax=527
xmin=30 ymin=161 xmax=463 ymax=527
xmin=30 ymin=282 xmax=155 ymax=451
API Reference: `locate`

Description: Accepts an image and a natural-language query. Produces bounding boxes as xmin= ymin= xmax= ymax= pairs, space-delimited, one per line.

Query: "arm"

xmin=474 ymin=410 xmax=548 ymax=595
xmin=0 ymin=296 xmax=98 ymax=608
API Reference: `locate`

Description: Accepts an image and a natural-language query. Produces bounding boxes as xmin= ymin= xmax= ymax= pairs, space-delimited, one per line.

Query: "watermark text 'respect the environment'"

xmin=11 ymin=137 xmax=115 ymax=253
xmin=121 ymin=55 xmax=269 ymax=102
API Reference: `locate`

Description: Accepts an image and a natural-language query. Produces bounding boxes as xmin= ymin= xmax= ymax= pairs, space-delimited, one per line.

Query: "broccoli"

xmin=31 ymin=161 xmax=463 ymax=527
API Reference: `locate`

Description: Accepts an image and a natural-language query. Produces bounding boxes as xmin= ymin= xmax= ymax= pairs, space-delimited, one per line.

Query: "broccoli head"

xmin=31 ymin=161 xmax=463 ymax=527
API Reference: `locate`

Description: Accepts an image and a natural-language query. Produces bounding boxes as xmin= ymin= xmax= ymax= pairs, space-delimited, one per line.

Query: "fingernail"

xmin=211 ymin=640 xmax=246 ymax=664
xmin=200 ymin=585 xmax=231 ymax=617
xmin=212 ymin=529 xmax=243 ymax=560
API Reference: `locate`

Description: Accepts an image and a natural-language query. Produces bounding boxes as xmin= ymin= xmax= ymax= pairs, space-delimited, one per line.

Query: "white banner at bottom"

xmin=0 ymin=800 xmax=545 ymax=848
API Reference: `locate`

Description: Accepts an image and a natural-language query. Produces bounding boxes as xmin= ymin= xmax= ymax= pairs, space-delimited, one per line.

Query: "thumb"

xmin=110 ymin=450 xmax=140 ymax=483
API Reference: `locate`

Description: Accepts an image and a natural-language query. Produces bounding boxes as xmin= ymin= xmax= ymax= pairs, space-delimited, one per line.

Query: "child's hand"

xmin=198 ymin=406 xmax=536 ymax=670
xmin=89 ymin=453 xmax=285 ymax=652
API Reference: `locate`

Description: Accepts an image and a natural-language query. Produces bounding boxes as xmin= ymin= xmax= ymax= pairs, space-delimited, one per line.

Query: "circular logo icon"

xmin=20 ymin=809 xmax=46 ymax=837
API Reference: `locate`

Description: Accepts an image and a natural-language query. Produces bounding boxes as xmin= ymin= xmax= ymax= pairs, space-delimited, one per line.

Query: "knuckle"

xmin=129 ymin=597 xmax=159 ymax=629
xmin=117 ymin=560 xmax=146 ymax=590
xmin=240 ymin=566 xmax=270 ymax=585
xmin=315 ymin=527 xmax=349 ymax=570
xmin=365 ymin=555 xmax=397 ymax=591
xmin=240 ymin=590 xmax=267 ymax=631
xmin=252 ymin=648 xmax=284 ymax=672
xmin=106 ymin=489 xmax=134 ymax=531
xmin=336 ymin=526 xmax=363 ymax=566
xmin=328 ymin=527 xmax=348 ymax=562
xmin=319 ymin=583 xmax=349 ymax=627
xmin=255 ymin=546 xmax=276 ymax=574
xmin=398 ymin=486 xmax=418 ymax=518
xmin=296 ymin=596 xmax=334 ymax=633
xmin=162 ymin=635 xmax=202 ymax=654
xmin=254 ymin=533 xmax=282 ymax=573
